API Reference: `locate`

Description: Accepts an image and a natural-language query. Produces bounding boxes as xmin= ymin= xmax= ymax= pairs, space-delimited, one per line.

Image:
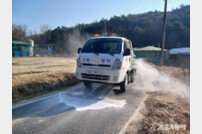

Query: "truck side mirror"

xmin=123 ymin=48 xmax=130 ymax=56
xmin=78 ymin=48 xmax=82 ymax=54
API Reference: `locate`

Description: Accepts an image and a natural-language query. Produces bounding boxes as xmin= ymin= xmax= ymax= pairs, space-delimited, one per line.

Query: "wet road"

xmin=12 ymin=83 xmax=145 ymax=134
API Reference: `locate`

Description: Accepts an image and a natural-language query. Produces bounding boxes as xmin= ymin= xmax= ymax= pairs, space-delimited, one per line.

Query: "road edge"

xmin=119 ymin=94 xmax=148 ymax=134
xmin=12 ymin=83 xmax=82 ymax=109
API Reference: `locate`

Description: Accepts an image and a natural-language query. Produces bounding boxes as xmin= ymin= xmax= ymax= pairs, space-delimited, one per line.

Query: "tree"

xmin=40 ymin=24 xmax=51 ymax=34
xmin=12 ymin=24 xmax=27 ymax=41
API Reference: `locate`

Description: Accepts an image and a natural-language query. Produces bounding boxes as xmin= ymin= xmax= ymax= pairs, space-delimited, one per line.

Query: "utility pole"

xmin=160 ymin=0 xmax=167 ymax=66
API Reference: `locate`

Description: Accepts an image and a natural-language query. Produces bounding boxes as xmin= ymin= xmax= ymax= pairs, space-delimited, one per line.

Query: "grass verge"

xmin=12 ymin=72 xmax=80 ymax=104
xmin=123 ymin=91 xmax=190 ymax=134
xmin=12 ymin=57 xmax=79 ymax=104
xmin=122 ymin=64 xmax=190 ymax=134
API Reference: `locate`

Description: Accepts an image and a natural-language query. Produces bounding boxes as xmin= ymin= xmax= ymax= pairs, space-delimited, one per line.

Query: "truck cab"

xmin=76 ymin=36 xmax=136 ymax=92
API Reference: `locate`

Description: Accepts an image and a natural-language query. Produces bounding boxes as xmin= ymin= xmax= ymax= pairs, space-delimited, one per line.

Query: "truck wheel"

xmin=120 ymin=74 xmax=128 ymax=92
xmin=130 ymin=69 xmax=136 ymax=82
xmin=83 ymin=81 xmax=92 ymax=88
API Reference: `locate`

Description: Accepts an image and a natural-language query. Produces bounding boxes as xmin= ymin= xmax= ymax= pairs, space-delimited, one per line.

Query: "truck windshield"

xmin=81 ymin=38 xmax=122 ymax=54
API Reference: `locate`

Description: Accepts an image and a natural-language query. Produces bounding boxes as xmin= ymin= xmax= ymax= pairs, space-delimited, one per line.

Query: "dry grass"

xmin=124 ymin=65 xmax=190 ymax=134
xmin=12 ymin=57 xmax=79 ymax=104
xmin=124 ymin=91 xmax=190 ymax=134
xmin=157 ymin=66 xmax=190 ymax=86
xmin=142 ymin=91 xmax=189 ymax=134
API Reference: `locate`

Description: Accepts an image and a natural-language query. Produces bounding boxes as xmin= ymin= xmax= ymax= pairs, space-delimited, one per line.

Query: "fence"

xmin=34 ymin=47 xmax=53 ymax=56
xmin=12 ymin=50 xmax=31 ymax=57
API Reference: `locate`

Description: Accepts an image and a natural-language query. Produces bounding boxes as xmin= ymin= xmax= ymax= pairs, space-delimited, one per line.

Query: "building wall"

xmin=12 ymin=44 xmax=32 ymax=57
xmin=134 ymin=51 xmax=169 ymax=64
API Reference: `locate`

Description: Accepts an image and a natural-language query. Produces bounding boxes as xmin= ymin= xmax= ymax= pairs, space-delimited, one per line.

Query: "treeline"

xmin=13 ymin=5 xmax=190 ymax=54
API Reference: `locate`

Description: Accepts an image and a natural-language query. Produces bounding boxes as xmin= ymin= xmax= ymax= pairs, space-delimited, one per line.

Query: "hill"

xmin=25 ymin=5 xmax=190 ymax=54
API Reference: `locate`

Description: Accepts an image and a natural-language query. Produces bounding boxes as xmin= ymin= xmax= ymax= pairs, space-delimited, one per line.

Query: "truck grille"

xmin=81 ymin=73 xmax=110 ymax=81
xmin=82 ymin=63 xmax=111 ymax=68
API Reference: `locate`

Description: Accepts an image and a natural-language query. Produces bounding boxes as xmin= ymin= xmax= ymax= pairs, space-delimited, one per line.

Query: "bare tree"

xmin=12 ymin=24 xmax=27 ymax=41
xmin=40 ymin=24 xmax=51 ymax=34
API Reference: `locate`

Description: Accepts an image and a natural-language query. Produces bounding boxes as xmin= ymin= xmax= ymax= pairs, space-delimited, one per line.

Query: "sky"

xmin=12 ymin=0 xmax=190 ymax=33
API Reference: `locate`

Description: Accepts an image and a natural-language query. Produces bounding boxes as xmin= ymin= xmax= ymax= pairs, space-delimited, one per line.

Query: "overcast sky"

xmin=12 ymin=0 xmax=190 ymax=33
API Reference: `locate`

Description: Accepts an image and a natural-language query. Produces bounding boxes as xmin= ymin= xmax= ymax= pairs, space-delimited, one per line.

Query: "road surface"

xmin=13 ymin=83 xmax=145 ymax=134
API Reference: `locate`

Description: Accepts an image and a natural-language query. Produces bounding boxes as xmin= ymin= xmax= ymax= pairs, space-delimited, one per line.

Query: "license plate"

xmin=86 ymin=70 xmax=102 ymax=75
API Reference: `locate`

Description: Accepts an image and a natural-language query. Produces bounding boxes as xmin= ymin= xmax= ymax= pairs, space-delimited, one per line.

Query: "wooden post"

xmin=27 ymin=51 xmax=29 ymax=56
xmin=20 ymin=49 xmax=22 ymax=57
xmin=13 ymin=50 xmax=15 ymax=57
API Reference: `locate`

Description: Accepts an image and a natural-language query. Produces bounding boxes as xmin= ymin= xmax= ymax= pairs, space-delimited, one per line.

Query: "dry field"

xmin=12 ymin=57 xmax=79 ymax=104
xmin=157 ymin=66 xmax=190 ymax=86
xmin=124 ymin=91 xmax=190 ymax=134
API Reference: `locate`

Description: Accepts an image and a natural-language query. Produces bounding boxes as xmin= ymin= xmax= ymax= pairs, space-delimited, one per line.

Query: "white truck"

xmin=76 ymin=36 xmax=136 ymax=92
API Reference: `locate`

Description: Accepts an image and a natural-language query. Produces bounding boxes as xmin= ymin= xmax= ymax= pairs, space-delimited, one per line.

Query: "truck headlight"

xmin=77 ymin=57 xmax=81 ymax=67
xmin=112 ymin=58 xmax=122 ymax=69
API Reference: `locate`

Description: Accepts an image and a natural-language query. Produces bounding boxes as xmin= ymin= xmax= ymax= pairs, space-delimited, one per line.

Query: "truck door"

xmin=129 ymin=40 xmax=135 ymax=69
xmin=123 ymin=40 xmax=132 ymax=71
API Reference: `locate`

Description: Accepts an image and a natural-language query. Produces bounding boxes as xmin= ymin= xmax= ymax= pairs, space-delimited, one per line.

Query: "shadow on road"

xmin=113 ymin=89 xmax=125 ymax=95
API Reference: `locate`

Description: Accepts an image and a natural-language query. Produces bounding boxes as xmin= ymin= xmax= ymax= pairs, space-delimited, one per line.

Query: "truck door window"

xmin=129 ymin=40 xmax=134 ymax=56
xmin=124 ymin=40 xmax=131 ymax=52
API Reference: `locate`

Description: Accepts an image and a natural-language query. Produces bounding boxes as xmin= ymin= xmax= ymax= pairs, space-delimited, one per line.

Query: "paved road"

xmin=12 ymin=83 xmax=145 ymax=134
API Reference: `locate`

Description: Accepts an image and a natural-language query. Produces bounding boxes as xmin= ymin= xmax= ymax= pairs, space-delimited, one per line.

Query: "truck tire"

xmin=120 ymin=74 xmax=128 ymax=92
xmin=83 ymin=81 xmax=92 ymax=88
xmin=130 ymin=69 xmax=136 ymax=82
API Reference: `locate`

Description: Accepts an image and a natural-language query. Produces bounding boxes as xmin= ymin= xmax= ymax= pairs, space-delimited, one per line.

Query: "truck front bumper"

xmin=76 ymin=67 xmax=124 ymax=84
